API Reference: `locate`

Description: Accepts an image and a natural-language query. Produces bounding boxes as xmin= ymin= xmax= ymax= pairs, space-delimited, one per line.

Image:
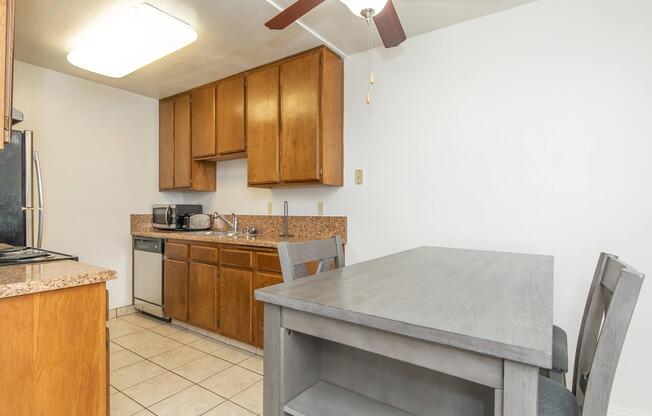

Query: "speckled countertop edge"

xmin=0 ymin=261 xmax=117 ymax=299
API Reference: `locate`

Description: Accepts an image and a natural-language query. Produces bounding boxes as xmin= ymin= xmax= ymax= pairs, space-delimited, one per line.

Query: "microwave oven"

xmin=152 ymin=204 xmax=204 ymax=230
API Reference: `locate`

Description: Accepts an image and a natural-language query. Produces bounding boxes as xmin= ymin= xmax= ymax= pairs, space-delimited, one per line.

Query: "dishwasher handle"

xmin=134 ymin=237 xmax=164 ymax=254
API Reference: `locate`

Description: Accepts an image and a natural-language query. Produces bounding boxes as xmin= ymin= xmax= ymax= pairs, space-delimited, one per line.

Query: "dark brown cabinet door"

xmin=0 ymin=0 xmax=14 ymax=147
xmin=216 ymin=75 xmax=246 ymax=155
xmin=219 ymin=267 xmax=253 ymax=343
xmin=191 ymin=86 xmax=216 ymax=158
xmin=279 ymin=52 xmax=321 ymax=183
xmin=163 ymin=258 xmax=188 ymax=322
xmin=188 ymin=262 xmax=218 ymax=332
xmin=159 ymin=99 xmax=175 ymax=190
xmin=253 ymin=272 xmax=284 ymax=348
xmin=174 ymin=94 xmax=192 ymax=188
xmin=247 ymin=66 xmax=280 ymax=185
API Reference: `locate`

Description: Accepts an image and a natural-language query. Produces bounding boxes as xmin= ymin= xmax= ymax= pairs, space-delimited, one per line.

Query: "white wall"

xmin=12 ymin=61 xmax=181 ymax=308
xmin=184 ymin=0 xmax=652 ymax=414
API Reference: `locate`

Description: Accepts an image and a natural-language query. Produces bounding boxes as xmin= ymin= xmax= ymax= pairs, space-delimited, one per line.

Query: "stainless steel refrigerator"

xmin=0 ymin=129 xmax=44 ymax=247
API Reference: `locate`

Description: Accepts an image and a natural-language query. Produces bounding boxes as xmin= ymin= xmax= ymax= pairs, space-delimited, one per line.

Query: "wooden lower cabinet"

xmin=164 ymin=258 xmax=188 ymax=321
xmin=163 ymin=241 xmax=285 ymax=350
xmin=219 ymin=267 xmax=253 ymax=343
xmin=253 ymin=271 xmax=284 ymax=348
xmin=188 ymin=261 xmax=219 ymax=331
xmin=0 ymin=283 xmax=108 ymax=415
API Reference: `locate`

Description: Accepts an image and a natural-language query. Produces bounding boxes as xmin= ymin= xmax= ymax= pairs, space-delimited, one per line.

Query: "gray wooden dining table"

xmin=255 ymin=246 xmax=554 ymax=416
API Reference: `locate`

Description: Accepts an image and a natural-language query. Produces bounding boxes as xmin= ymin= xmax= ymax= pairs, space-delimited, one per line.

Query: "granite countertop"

xmin=0 ymin=260 xmax=117 ymax=299
xmin=132 ymin=230 xmax=328 ymax=248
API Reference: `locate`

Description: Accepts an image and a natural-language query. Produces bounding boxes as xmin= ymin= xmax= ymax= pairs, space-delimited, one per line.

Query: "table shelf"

xmin=284 ymin=381 xmax=416 ymax=416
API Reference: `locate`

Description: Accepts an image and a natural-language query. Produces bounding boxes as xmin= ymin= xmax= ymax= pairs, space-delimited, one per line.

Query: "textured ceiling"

xmin=14 ymin=0 xmax=538 ymax=98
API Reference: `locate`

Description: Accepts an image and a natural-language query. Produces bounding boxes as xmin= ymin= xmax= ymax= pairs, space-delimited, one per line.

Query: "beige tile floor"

xmin=108 ymin=313 xmax=264 ymax=416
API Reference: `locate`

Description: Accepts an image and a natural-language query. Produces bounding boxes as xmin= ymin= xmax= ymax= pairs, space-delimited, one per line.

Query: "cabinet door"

xmin=219 ymin=267 xmax=253 ymax=343
xmin=188 ymin=262 xmax=218 ymax=332
xmin=191 ymin=85 xmax=216 ymax=158
xmin=247 ymin=66 xmax=280 ymax=185
xmin=279 ymin=52 xmax=321 ymax=182
xmin=174 ymin=94 xmax=192 ymax=188
xmin=216 ymin=75 xmax=246 ymax=155
xmin=159 ymin=99 xmax=175 ymax=190
xmin=163 ymin=259 xmax=188 ymax=322
xmin=253 ymin=272 xmax=284 ymax=348
xmin=0 ymin=0 xmax=14 ymax=147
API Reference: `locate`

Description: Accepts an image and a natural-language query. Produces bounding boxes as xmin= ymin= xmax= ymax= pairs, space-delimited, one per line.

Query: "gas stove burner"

xmin=0 ymin=245 xmax=28 ymax=254
xmin=0 ymin=247 xmax=52 ymax=262
xmin=0 ymin=246 xmax=78 ymax=266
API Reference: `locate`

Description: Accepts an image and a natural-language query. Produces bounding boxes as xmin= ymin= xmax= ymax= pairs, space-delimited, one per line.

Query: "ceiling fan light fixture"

xmin=340 ymin=0 xmax=388 ymax=17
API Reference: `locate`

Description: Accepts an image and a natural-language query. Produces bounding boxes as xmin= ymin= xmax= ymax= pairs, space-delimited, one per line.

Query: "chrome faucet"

xmin=213 ymin=212 xmax=238 ymax=232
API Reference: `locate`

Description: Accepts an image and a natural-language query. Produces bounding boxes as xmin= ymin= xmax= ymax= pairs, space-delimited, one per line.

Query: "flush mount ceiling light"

xmin=67 ymin=3 xmax=197 ymax=78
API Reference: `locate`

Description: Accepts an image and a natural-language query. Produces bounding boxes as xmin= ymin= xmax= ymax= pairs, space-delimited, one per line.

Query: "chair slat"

xmin=278 ymin=236 xmax=345 ymax=282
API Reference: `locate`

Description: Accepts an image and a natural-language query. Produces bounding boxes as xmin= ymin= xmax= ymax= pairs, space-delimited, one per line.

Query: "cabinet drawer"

xmin=220 ymin=249 xmax=252 ymax=268
xmin=166 ymin=242 xmax=189 ymax=260
xmin=190 ymin=245 xmax=219 ymax=264
xmin=256 ymin=252 xmax=282 ymax=273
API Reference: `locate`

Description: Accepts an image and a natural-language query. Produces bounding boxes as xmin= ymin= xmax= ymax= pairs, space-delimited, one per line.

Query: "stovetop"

xmin=0 ymin=246 xmax=78 ymax=266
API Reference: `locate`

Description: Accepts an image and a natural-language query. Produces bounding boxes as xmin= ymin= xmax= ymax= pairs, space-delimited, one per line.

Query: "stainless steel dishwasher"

xmin=133 ymin=237 xmax=169 ymax=320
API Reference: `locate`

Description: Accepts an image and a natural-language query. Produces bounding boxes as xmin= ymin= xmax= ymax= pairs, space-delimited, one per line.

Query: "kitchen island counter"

xmin=0 ymin=259 xmax=116 ymax=299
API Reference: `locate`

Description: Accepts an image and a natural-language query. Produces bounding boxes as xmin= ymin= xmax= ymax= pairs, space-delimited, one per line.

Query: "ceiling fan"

xmin=265 ymin=0 xmax=407 ymax=48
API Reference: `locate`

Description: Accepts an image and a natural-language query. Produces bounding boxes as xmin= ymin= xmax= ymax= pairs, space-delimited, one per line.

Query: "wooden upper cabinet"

xmin=159 ymin=99 xmax=175 ymax=190
xmin=247 ymin=65 xmax=280 ymax=185
xmin=159 ymin=94 xmax=216 ymax=192
xmin=159 ymin=46 xmax=342 ymax=189
xmin=280 ymin=52 xmax=321 ymax=182
xmin=191 ymin=86 xmax=216 ymax=158
xmin=216 ymin=75 xmax=246 ymax=156
xmin=0 ymin=0 xmax=14 ymax=149
xmin=174 ymin=94 xmax=192 ymax=188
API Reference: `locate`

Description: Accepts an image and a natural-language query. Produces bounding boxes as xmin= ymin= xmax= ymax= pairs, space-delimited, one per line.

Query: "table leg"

xmin=503 ymin=360 xmax=538 ymax=416
xmin=263 ymin=304 xmax=282 ymax=416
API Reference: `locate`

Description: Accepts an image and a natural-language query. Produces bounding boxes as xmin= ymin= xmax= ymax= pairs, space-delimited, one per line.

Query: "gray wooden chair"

xmin=537 ymin=253 xmax=644 ymax=416
xmin=277 ymin=236 xmax=345 ymax=282
xmin=545 ymin=253 xmax=621 ymax=384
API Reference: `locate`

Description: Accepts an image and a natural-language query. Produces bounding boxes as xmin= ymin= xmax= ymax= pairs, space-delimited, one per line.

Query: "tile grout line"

xmin=110 ymin=315 xmax=262 ymax=415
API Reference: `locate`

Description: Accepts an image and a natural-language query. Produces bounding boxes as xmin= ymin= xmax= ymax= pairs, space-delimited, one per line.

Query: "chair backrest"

xmin=277 ymin=236 xmax=345 ymax=282
xmin=573 ymin=253 xmax=644 ymax=416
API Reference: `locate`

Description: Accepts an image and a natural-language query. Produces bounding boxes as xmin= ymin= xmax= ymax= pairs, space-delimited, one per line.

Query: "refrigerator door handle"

xmin=34 ymin=150 xmax=44 ymax=249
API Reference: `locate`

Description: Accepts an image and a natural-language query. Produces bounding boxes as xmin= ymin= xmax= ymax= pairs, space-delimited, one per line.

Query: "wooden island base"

xmin=0 ymin=283 xmax=109 ymax=416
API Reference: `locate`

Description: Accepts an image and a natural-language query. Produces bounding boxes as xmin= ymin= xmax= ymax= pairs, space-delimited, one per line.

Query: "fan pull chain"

xmin=366 ymin=11 xmax=374 ymax=104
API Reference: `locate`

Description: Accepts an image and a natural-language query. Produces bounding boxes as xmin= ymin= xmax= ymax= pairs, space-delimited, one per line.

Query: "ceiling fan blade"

xmin=265 ymin=0 xmax=326 ymax=30
xmin=373 ymin=0 xmax=407 ymax=48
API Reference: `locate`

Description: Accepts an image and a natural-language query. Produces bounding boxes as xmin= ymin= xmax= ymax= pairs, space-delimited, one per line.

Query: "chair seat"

xmin=552 ymin=325 xmax=569 ymax=373
xmin=538 ymin=376 xmax=579 ymax=416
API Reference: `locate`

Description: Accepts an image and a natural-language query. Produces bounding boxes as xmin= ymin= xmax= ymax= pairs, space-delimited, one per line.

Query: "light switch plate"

xmin=267 ymin=202 xmax=273 ymax=215
xmin=355 ymin=169 xmax=364 ymax=185
xmin=317 ymin=201 xmax=324 ymax=215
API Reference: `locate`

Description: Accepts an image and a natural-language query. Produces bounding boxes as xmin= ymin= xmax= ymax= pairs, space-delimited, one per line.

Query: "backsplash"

xmin=130 ymin=214 xmax=347 ymax=243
